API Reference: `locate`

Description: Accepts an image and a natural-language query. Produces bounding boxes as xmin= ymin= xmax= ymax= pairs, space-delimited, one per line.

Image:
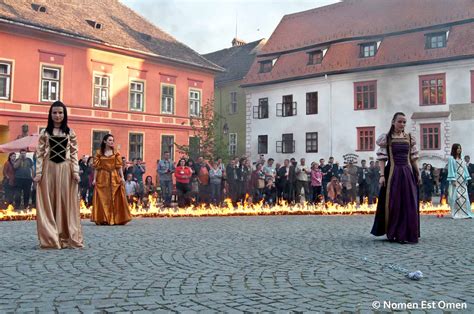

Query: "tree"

xmin=175 ymin=99 xmax=230 ymax=162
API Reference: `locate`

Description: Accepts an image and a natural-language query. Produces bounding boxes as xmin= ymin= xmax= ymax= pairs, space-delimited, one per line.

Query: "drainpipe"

xmin=326 ymin=74 xmax=333 ymax=156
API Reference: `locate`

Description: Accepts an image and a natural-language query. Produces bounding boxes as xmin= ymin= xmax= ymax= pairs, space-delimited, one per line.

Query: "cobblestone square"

xmin=0 ymin=214 xmax=472 ymax=312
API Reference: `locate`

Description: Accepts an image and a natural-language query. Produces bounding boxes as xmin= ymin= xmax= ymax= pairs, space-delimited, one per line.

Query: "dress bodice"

xmin=49 ymin=136 xmax=68 ymax=163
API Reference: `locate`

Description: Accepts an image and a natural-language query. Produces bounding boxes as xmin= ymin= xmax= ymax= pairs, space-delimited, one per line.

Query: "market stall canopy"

xmin=0 ymin=134 xmax=39 ymax=153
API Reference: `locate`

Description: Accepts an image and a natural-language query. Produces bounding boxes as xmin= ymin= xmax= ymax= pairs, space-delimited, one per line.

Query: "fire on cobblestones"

xmin=0 ymin=196 xmax=456 ymax=221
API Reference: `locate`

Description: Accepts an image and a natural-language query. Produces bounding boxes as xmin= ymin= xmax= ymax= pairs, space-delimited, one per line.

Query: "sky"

xmin=120 ymin=0 xmax=340 ymax=54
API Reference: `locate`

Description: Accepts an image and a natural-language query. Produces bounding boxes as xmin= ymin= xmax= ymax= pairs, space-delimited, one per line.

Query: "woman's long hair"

xmin=387 ymin=112 xmax=406 ymax=139
xmin=100 ymin=134 xmax=114 ymax=155
xmin=7 ymin=152 xmax=15 ymax=165
xmin=450 ymin=143 xmax=462 ymax=158
xmin=45 ymin=101 xmax=70 ymax=135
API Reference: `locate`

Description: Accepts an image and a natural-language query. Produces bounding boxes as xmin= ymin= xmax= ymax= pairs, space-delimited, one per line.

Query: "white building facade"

xmin=242 ymin=0 xmax=474 ymax=168
xmin=245 ymin=59 xmax=474 ymax=168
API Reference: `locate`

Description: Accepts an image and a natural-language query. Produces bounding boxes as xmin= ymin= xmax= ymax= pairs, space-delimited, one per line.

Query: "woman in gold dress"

xmin=91 ymin=134 xmax=131 ymax=225
xmin=34 ymin=101 xmax=84 ymax=249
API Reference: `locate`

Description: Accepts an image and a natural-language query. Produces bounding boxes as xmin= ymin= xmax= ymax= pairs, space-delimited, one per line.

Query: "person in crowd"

xmin=421 ymin=163 xmax=434 ymax=202
xmin=439 ymin=164 xmax=449 ymax=203
xmin=326 ymin=176 xmax=343 ymax=204
xmin=236 ymin=157 xmax=250 ymax=202
xmin=310 ymin=162 xmax=323 ymax=203
xmin=346 ymin=161 xmax=358 ymax=202
xmin=195 ymin=156 xmax=210 ymax=204
xmin=34 ymin=101 xmax=83 ymax=248
xmin=124 ymin=173 xmax=140 ymax=205
xmin=357 ymin=159 xmax=370 ymax=204
xmin=371 ymin=112 xmax=420 ymax=244
xmin=226 ymin=159 xmax=238 ymax=203
xmin=158 ymin=152 xmax=175 ymax=207
xmin=277 ymin=159 xmax=291 ymax=201
xmin=319 ymin=158 xmax=329 ymax=199
xmin=340 ymin=168 xmax=354 ymax=204
xmin=79 ymin=155 xmax=92 ymax=204
xmin=447 ymin=144 xmax=473 ymax=219
xmin=133 ymin=157 xmax=146 ymax=199
xmin=209 ymin=161 xmax=223 ymax=205
xmin=263 ymin=177 xmax=277 ymax=205
xmin=327 ymin=157 xmax=340 ymax=180
xmin=296 ymin=158 xmax=310 ymax=202
xmin=187 ymin=159 xmax=198 ymax=201
xmin=92 ymin=134 xmax=131 ymax=225
xmin=250 ymin=162 xmax=265 ymax=202
xmin=14 ymin=149 xmax=34 ymax=209
xmin=142 ymin=175 xmax=157 ymax=208
xmin=368 ymin=160 xmax=380 ymax=204
xmin=288 ymin=158 xmax=297 ymax=203
xmin=174 ymin=158 xmax=192 ymax=207
xmin=2 ymin=152 xmax=16 ymax=206
xmin=432 ymin=165 xmax=440 ymax=196
xmin=274 ymin=162 xmax=281 ymax=200
xmin=263 ymin=158 xmax=276 ymax=182
xmin=85 ymin=157 xmax=94 ymax=206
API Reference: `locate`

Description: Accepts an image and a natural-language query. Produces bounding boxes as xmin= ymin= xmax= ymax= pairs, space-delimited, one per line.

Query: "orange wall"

xmin=0 ymin=30 xmax=215 ymax=179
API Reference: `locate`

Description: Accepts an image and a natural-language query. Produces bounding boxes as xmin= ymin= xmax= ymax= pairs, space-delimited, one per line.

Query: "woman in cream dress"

xmin=34 ymin=101 xmax=84 ymax=249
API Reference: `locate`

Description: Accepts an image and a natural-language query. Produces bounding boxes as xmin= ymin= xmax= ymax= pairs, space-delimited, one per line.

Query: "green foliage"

xmin=175 ymin=99 xmax=231 ymax=163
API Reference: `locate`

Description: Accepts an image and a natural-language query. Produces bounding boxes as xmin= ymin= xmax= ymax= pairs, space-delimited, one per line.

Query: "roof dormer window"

xmin=31 ymin=3 xmax=47 ymax=13
xmin=86 ymin=19 xmax=103 ymax=30
xmin=259 ymin=58 xmax=277 ymax=73
xmin=307 ymin=50 xmax=323 ymax=65
xmin=360 ymin=42 xmax=378 ymax=58
xmin=425 ymin=31 xmax=447 ymax=49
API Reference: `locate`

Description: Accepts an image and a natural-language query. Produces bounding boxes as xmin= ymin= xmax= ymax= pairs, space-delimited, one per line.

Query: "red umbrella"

xmin=0 ymin=134 xmax=40 ymax=153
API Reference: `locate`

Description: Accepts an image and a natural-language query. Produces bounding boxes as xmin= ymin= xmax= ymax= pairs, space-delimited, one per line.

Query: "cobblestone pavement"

xmin=0 ymin=214 xmax=472 ymax=313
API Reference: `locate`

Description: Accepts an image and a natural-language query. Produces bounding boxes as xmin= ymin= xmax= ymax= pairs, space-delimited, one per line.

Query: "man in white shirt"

xmin=296 ymin=158 xmax=310 ymax=202
xmin=124 ymin=173 xmax=139 ymax=204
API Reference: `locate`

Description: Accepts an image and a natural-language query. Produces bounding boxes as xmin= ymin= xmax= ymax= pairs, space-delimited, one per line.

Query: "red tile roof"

xmin=0 ymin=0 xmax=222 ymax=72
xmin=243 ymin=0 xmax=474 ymax=86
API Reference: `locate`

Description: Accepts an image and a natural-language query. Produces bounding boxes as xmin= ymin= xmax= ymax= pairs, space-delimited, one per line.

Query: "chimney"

xmin=232 ymin=38 xmax=246 ymax=47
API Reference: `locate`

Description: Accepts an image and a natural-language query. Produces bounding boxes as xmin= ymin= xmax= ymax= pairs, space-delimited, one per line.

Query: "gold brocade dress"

xmin=36 ymin=129 xmax=84 ymax=249
xmin=91 ymin=151 xmax=131 ymax=225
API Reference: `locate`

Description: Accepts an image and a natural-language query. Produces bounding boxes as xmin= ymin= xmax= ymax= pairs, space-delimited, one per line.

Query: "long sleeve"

xmin=447 ymin=157 xmax=456 ymax=182
xmin=93 ymin=153 xmax=102 ymax=170
xmin=409 ymin=133 xmax=419 ymax=161
xmin=35 ymin=130 xmax=47 ymax=177
xmin=69 ymin=129 xmax=79 ymax=175
xmin=115 ymin=152 xmax=122 ymax=169
xmin=376 ymin=133 xmax=388 ymax=161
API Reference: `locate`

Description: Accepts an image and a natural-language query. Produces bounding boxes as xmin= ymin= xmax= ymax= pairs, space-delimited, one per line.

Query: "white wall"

xmin=245 ymin=59 xmax=474 ymax=168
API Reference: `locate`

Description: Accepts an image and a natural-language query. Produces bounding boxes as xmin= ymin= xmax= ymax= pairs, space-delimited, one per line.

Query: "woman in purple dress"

xmin=371 ymin=112 xmax=421 ymax=243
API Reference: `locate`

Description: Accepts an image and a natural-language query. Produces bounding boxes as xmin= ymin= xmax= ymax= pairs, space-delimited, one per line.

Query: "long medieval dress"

xmin=36 ymin=129 xmax=84 ymax=249
xmin=91 ymin=151 xmax=131 ymax=225
xmin=371 ymin=133 xmax=420 ymax=243
xmin=447 ymin=156 xmax=473 ymax=219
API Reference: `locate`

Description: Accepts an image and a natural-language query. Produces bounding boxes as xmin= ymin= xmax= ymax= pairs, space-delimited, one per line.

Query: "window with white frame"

xmin=0 ymin=62 xmax=12 ymax=100
xmin=93 ymin=75 xmax=110 ymax=107
xmin=161 ymin=85 xmax=174 ymax=114
xmin=129 ymin=133 xmax=144 ymax=160
xmin=130 ymin=81 xmax=144 ymax=111
xmin=229 ymin=91 xmax=237 ymax=114
xmin=189 ymin=90 xmax=201 ymax=116
xmin=41 ymin=66 xmax=60 ymax=101
xmin=229 ymin=133 xmax=237 ymax=156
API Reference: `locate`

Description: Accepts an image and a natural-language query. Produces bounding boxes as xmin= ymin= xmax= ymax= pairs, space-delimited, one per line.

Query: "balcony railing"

xmin=276 ymin=102 xmax=297 ymax=117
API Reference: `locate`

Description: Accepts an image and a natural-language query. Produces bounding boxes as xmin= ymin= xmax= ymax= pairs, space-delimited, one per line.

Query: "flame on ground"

xmin=0 ymin=195 xmax=465 ymax=221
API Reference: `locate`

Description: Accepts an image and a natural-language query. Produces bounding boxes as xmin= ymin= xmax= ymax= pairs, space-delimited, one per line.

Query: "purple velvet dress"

xmin=371 ymin=133 xmax=420 ymax=243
